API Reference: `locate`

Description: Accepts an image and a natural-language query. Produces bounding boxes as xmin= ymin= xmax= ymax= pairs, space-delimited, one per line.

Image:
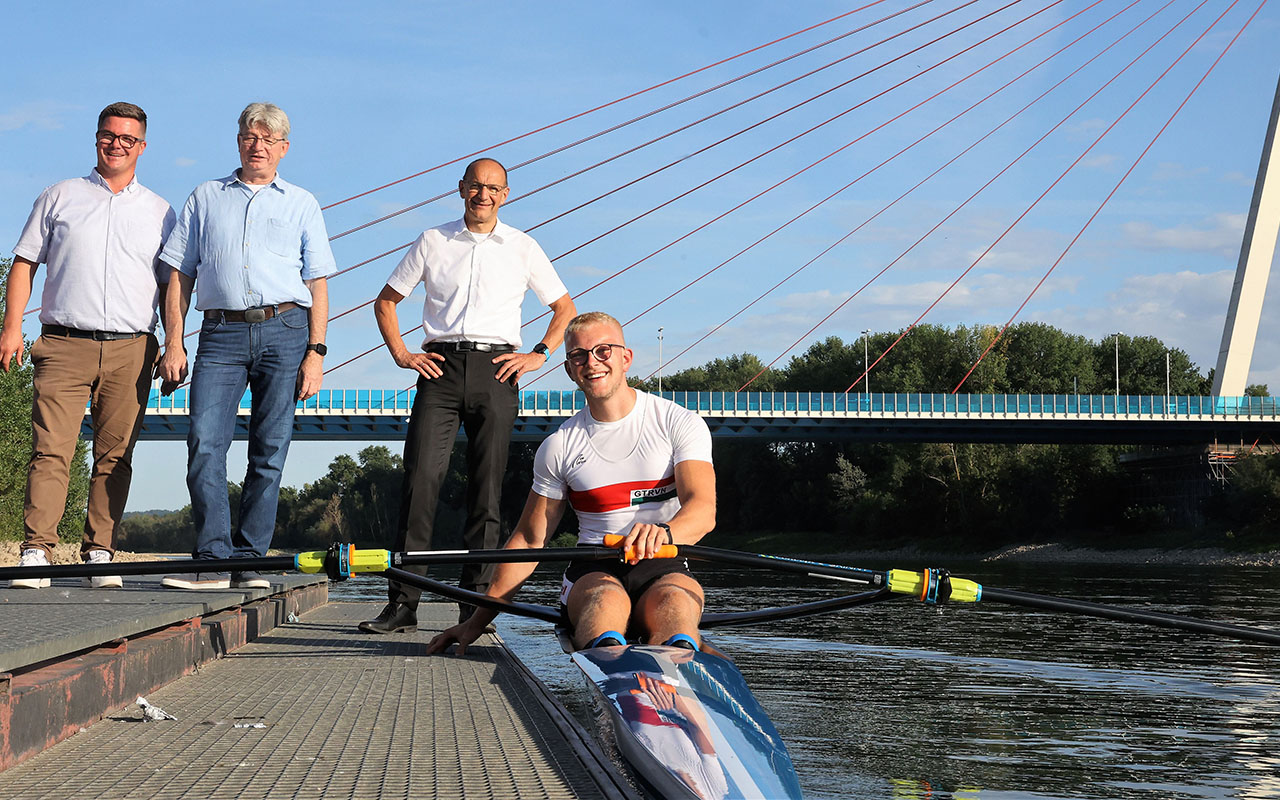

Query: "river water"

xmin=336 ymin=560 xmax=1280 ymax=799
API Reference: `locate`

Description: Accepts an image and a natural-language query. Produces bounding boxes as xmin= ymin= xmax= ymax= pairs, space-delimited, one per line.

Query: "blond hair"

xmin=565 ymin=311 xmax=624 ymax=345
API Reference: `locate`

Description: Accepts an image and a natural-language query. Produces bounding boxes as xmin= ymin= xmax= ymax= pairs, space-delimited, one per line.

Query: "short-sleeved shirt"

xmin=160 ymin=171 xmax=336 ymax=311
xmin=532 ymin=391 xmax=713 ymax=544
xmin=13 ymin=170 xmax=175 ymax=333
xmin=384 ymin=218 xmax=568 ymax=350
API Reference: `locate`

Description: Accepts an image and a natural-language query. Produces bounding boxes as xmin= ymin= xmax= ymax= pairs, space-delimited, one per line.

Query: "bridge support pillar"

xmin=1213 ymin=74 xmax=1280 ymax=396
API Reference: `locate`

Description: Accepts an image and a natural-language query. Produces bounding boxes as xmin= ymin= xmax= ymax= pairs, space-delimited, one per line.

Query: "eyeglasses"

xmin=462 ymin=182 xmax=508 ymax=195
xmin=566 ymin=343 xmax=625 ymax=366
xmin=96 ymin=131 xmax=142 ymax=149
xmin=238 ymin=133 xmax=285 ymax=147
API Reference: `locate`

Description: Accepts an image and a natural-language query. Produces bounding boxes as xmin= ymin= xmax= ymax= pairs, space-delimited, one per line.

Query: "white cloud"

xmin=1119 ymin=213 xmax=1245 ymax=254
xmin=174 ymin=157 xmax=197 ymax=167
xmin=0 ymin=101 xmax=78 ymax=132
xmin=1081 ymin=153 xmax=1118 ymax=170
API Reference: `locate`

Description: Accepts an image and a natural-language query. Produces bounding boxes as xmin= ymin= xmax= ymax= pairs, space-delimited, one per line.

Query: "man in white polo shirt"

xmin=363 ymin=157 xmax=575 ymax=633
xmin=1 ymin=102 xmax=175 ymax=589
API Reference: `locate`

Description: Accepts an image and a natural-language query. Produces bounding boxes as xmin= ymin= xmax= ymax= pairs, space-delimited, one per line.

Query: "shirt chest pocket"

xmin=265 ymin=217 xmax=299 ymax=258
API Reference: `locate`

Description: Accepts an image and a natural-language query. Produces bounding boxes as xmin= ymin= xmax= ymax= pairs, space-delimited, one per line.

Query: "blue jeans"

xmin=187 ymin=306 xmax=308 ymax=561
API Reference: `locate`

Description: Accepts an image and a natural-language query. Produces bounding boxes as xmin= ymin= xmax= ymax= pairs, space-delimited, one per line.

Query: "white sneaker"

xmin=84 ymin=549 xmax=122 ymax=589
xmin=9 ymin=548 xmax=51 ymax=589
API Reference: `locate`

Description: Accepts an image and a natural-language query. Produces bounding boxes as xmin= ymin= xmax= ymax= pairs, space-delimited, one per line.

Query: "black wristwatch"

xmin=532 ymin=342 xmax=549 ymax=358
xmin=306 ymin=343 xmax=328 ymax=356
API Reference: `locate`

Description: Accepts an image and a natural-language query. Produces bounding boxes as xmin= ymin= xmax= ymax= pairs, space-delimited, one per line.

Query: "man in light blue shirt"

xmin=157 ymin=102 xmax=335 ymax=591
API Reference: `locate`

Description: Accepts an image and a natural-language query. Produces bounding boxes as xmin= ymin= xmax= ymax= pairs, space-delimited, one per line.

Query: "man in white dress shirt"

xmin=2 ymin=102 xmax=175 ymax=589
xmin=362 ymin=157 xmax=575 ymax=633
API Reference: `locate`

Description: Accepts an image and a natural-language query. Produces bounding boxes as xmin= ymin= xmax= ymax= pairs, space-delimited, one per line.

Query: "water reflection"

xmin=334 ymin=562 xmax=1280 ymax=799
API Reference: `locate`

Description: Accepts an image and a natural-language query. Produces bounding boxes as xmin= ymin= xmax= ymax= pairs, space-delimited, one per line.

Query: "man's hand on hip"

xmin=493 ymin=350 xmax=546 ymax=383
xmin=393 ymin=349 xmax=445 ymax=379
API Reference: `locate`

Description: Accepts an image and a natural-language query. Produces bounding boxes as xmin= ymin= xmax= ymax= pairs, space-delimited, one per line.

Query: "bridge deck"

xmin=100 ymin=389 xmax=1280 ymax=444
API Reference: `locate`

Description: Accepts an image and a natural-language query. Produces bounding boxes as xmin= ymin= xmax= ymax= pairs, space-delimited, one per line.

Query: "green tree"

xmin=1002 ymin=322 xmax=1098 ymax=394
xmin=0 ymin=257 xmax=90 ymax=542
xmin=634 ymin=352 xmax=778 ymax=392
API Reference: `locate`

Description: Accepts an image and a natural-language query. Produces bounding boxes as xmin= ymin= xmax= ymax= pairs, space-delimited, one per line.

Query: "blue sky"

xmin=4 ymin=0 xmax=1278 ymax=512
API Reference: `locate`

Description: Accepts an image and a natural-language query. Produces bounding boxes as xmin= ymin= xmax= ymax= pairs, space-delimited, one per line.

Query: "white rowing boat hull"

xmin=572 ymin=644 xmax=803 ymax=800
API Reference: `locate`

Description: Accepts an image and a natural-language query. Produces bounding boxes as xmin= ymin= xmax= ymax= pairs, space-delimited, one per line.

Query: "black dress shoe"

xmin=359 ymin=603 xmax=417 ymax=634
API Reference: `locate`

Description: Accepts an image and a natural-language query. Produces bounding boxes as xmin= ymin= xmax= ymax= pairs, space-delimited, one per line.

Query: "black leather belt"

xmin=427 ymin=341 xmax=515 ymax=354
xmin=205 ymin=302 xmax=300 ymax=323
xmin=42 ymin=325 xmax=145 ymax=341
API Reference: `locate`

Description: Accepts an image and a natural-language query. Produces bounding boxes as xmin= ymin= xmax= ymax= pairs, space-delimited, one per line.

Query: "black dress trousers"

xmin=389 ymin=349 xmax=518 ymax=608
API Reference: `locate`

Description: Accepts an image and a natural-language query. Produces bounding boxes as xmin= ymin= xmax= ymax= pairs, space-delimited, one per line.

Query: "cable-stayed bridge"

xmin=119 ymin=388 xmax=1279 ymax=445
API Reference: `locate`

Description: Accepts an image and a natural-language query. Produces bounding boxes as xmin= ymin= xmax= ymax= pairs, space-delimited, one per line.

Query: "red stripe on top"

xmin=569 ymin=476 xmax=675 ymax=514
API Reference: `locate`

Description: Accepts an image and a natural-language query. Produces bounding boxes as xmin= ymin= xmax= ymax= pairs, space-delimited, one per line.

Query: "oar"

xmin=673 ymin=543 xmax=1280 ymax=646
xmin=0 ymin=541 xmax=678 ymax=582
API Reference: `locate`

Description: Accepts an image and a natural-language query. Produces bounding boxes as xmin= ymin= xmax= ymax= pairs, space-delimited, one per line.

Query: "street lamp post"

xmin=657 ymin=327 xmax=664 ymax=394
xmin=861 ymin=329 xmax=871 ymax=394
xmin=1166 ymin=350 xmax=1171 ymax=401
xmin=1114 ymin=332 xmax=1123 ymax=397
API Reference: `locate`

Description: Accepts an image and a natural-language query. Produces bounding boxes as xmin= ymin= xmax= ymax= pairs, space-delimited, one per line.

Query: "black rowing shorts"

xmin=558 ymin=556 xmax=696 ymax=606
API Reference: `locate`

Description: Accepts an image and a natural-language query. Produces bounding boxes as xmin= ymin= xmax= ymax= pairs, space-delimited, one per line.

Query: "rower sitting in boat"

xmin=427 ymin=310 xmax=716 ymax=654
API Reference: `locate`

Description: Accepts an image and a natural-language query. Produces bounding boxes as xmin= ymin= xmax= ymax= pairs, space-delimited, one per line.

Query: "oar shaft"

xmin=385 ymin=567 xmax=562 ymax=624
xmin=983 ymin=587 xmax=1280 ymax=645
xmin=680 ymin=544 xmax=883 ymax=586
xmin=0 ymin=556 xmax=298 ymax=580
xmin=397 ymin=545 xmax=627 ymax=568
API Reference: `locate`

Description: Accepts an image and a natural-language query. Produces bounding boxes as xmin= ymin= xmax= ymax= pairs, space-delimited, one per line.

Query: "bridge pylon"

xmin=1213 ymin=73 xmax=1280 ymax=396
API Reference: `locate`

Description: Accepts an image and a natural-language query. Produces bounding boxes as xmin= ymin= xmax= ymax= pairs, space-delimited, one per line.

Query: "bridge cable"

xmin=609 ymin=0 xmax=1119 ymax=352
xmin=170 ymin=2 xmax=988 ymax=347
xmin=733 ymin=0 xmax=1210 ymax=390
xmin=836 ymin=0 xmax=1237 ymax=395
xmin=315 ymin=0 xmax=1047 ymax=377
xmin=319 ymin=2 xmax=894 ymax=213
xmin=20 ymin=1 xmax=908 ymax=320
xmin=323 ymin=0 xmax=936 ymax=240
xmin=516 ymin=0 xmax=1058 ymax=341
xmin=952 ymin=0 xmax=1267 ymax=393
xmin=534 ymin=0 xmax=1039 ymax=269
xmin=642 ymin=0 xmax=1156 ymax=382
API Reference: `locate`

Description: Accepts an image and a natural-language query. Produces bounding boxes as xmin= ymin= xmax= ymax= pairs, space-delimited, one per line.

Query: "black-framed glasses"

xmin=96 ymin=131 xmax=142 ymax=149
xmin=462 ymin=181 xmax=507 ymax=195
xmin=566 ymin=343 xmax=625 ymax=366
xmin=238 ymin=133 xmax=285 ymax=147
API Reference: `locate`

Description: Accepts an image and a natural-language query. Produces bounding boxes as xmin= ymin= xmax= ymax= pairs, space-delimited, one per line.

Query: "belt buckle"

xmin=244 ymin=307 xmax=269 ymax=324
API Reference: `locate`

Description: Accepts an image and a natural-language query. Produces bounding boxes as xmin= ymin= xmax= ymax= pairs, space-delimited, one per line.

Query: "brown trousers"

xmin=23 ymin=332 xmax=158 ymax=556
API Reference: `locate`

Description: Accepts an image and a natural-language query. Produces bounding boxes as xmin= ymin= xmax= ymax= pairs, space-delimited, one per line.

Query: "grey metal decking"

xmin=0 ymin=601 xmax=636 ymax=800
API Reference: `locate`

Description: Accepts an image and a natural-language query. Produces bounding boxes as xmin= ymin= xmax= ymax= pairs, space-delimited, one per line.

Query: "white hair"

xmin=238 ymin=102 xmax=290 ymax=139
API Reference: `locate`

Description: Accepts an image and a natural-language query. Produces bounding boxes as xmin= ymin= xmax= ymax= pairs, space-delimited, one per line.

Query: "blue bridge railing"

xmin=146 ymin=389 xmax=1280 ymax=418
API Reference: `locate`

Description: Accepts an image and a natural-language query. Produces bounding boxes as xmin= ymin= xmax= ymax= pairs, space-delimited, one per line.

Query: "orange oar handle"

xmin=602 ymin=534 xmax=679 ymax=560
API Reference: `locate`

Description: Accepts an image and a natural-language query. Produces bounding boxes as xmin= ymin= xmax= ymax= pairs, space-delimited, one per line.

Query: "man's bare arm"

xmin=426 ymin=490 xmax=567 ymax=655
xmin=0 ymin=257 xmax=37 ymax=371
xmin=374 ymin=283 xmax=444 ymax=379
xmin=296 ymin=277 xmax=328 ymax=400
xmin=156 ymin=268 xmax=195 ymax=393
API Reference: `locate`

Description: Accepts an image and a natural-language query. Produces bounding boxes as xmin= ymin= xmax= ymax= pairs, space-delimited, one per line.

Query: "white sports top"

xmin=532 ymin=391 xmax=713 ymax=544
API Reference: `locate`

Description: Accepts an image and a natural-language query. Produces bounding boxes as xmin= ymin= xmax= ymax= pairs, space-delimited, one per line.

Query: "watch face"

xmin=533 ymin=343 xmax=548 ymax=355
xmin=309 ymin=343 xmax=328 ymax=356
